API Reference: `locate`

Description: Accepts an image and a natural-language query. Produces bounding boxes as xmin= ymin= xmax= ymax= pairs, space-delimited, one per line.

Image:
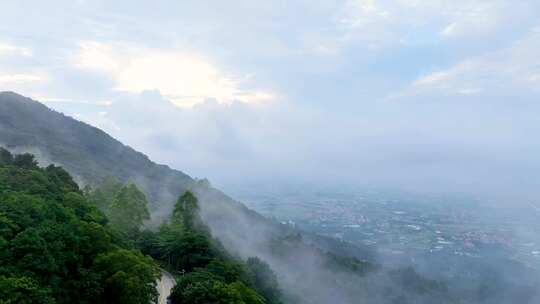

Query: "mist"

xmin=2 ymin=1 xmax=540 ymax=303
xmin=2 ymin=89 xmax=539 ymax=303
xmin=37 ymin=90 xmax=540 ymax=303
xmin=41 ymin=88 xmax=540 ymax=206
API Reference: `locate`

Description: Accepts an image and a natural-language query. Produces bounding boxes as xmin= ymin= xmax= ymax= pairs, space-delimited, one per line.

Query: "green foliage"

xmin=106 ymin=183 xmax=150 ymax=236
xmin=172 ymin=191 xmax=205 ymax=231
xmin=205 ymin=258 xmax=253 ymax=284
xmin=246 ymin=257 xmax=282 ymax=304
xmin=45 ymin=164 xmax=80 ymax=194
xmin=149 ymin=191 xmax=281 ymax=304
xmin=0 ymin=148 xmax=13 ymax=166
xmin=92 ymin=249 xmax=160 ymax=304
xmin=135 ymin=229 xmax=162 ymax=258
xmin=12 ymin=153 xmax=39 ymax=169
xmin=170 ymin=273 xmax=265 ymax=304
xmin=162 ymin=230 xmax=215 ymax=272
xmin=85 ymin=176 xmax=122 ymax=211
xmin=83 ymin=178 xmax=150 ymax=243
xmin=0 ymin=276 xmax=54 ymax=304
xmin=0 ymin=149 xmax=158 ymax=304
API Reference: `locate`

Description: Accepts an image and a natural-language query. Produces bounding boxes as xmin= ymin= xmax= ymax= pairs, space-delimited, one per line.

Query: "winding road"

xmin=157 ymin=270 xmax=176 ymax=304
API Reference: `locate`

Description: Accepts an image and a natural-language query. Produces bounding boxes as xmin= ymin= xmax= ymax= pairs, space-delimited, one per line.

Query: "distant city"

xmin=234 ymin=188 xmax=540 ymax=271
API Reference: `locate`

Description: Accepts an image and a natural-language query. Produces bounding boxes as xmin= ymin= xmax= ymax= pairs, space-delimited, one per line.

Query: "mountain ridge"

xmin=0 ymin=91 xmax=194 ymax=212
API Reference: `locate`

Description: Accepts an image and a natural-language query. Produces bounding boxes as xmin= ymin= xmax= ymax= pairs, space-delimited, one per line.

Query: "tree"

xmin=205 ymin=258 xmax=252 ymax=284
xmin=0 ymin=276 xmax=54 ymax=304
xmin=92 ymin=249 xmax=160 ymax=304
xmin=135 ymin=229 xmax=161 ymax=258
xmin=45 ymin=165 xmax=79 ymax=194
xmin=85 ymin=176 xmax=123 ymax=211
xmin=0 ymin=153 xmax=159 ymax=303
xmin=246 ymin=257 xmax=282 ymax=304
xmin=63 ymin=192 xmax=106 ymax=224
xmin=172 ymin=191 xmax=201 ymax=229
xmin=164 ymin=191 xmax=270 ymax=304
xmin=106 ymin=184 xmax=150 ymax=235
xmin=0 ymin=148 xmax=13 ymax=165
xmin=170 ymin=274 xmax=265 ymax=304
xmin=161 ymin=230 xmax=214 ymax=272
xmin=12 ymin=153 xmax=38 ymax=169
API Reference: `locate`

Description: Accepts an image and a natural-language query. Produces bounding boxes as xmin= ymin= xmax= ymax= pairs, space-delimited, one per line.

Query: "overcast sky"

xmin=1 ymin=1 xmax=540 ymax=201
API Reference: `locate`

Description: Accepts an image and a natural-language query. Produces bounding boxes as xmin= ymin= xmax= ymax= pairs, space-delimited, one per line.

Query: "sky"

xmin=1 ymin=0 xmax=540 ymax=202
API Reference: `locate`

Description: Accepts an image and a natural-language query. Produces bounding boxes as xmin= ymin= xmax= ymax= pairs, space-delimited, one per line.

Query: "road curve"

xmin=157 ymin=270 xmax=176 ymax=304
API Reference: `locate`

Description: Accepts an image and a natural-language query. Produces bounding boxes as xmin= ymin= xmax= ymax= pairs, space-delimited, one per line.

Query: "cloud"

xmin=338 ymin=0 xmax=539 ymax=48
xmin=397 ymin=26 xmax=540 ymax=98
xmin=41 ymin=85 xmax=540 ymax=205
xmin=0 ymin=43 xmax=41 ymax=90
xmin=72 ymin=42 xmax=274 ymax=106
xmin=439 ymin=2 xmax=504 ymax=38
xmin=0 ymin=74 xmax=44 ymax=85
xmin=2 ymin=0 xmax=540 ymax=203
xmin=413 ymin=71 xmax=453 ymax=88
xmin=0 ymin=43 xmax=33 ymax=57
xmin=73 ymin=42 xmax=119 ymax=72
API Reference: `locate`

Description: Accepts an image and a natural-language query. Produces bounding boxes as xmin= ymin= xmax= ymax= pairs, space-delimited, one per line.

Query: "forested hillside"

xmin=84 ymin=174 xmax=283 ymax=304
xmin=0 ymin=149 xmax=457 ymax=304
xmin=0 ymin=91 xmax=284 ymax=255
xmin=0 ymin=149 xmax=160 ymax=303
xmin=1 ymin=92 xmax=462 ymax=304
xmin=0 ymin=148 xmax=282 ymax=304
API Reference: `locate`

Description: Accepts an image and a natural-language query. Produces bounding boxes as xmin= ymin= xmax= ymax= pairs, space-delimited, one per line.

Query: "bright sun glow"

xmin=73 ymin=42 xmax=273 ymax=107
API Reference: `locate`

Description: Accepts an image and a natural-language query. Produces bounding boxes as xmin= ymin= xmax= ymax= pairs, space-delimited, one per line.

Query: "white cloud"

xmin=28 ymin=94 xmax=114 ymax=105
xmin=439 ymin=2 xmax=503 ymax=38
xmin=456 ymin=88 xmax=482 ymax=95
xmin=528 ymin=74 xmax=540 ymax=83
xmin=413 ymin=71 xmax=453 ymax=88
xmin=73 ymin=42 xmax=274 ymax=106
xmin=338 ymin=0 xmax=536 ymax=48
xmin=399 ymin=26 xmax=540 ymax=98
xmin=73 ymin=41 xmax=119 ymax=72
xmin=0 ymin=74 xmax=44 ymax=84
xmin=29 ymin=95 xmax=73 ymax=103
xmin=0 ymin=43 xmax=33 ymax=57
xmin=340 ymin=0 xmax=390 ymax=29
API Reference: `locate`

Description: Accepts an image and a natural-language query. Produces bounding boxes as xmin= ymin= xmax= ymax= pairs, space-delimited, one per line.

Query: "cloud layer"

xmin=1 ymin=0 xmax=539 ymax=202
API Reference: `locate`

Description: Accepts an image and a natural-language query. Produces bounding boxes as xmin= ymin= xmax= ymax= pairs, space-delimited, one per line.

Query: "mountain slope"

xmin=0 ymin=91 xmax=289 ymax=251
xmin=0 ymin=91 xmax=292 ymax=259
xmin=0 ymin=91 xmax=193 ymax=213
xmin=0 ymin=91 xmax=460 ymax=304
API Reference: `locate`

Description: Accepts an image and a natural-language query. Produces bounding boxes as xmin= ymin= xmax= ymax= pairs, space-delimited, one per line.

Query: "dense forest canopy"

xmin=0 ymin=148 xmax=159 ymax=304
xmin=86 ymin=177 xmax=283 ymax=304
xmin=0 ymin=148 xmax=283 ymax=304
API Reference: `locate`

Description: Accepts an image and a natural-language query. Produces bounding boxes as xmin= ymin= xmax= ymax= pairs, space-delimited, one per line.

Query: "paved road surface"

xmin=157 ymin=270 xmax=175 ymax=304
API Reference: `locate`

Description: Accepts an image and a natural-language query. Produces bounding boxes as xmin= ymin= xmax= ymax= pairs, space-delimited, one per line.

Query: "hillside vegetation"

xmin=0 ymin=149 xmax=159 ymax=303
xmin=0 ymin=92 xmax=462 ymax=304
xmin=0 ymin=148 xmax=283 ymax=304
